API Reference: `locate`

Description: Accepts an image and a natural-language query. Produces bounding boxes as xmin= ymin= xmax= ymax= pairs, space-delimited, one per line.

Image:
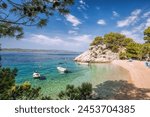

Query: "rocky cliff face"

xmin=74 ymin=44 xmax=119 ymax=63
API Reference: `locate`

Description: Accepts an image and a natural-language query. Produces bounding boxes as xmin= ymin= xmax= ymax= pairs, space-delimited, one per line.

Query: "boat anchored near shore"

xmin=77 ymin=62 xmax=89 ymax=65
xmin=33 ymin=72 xmax=41 ymax=78
xmin=33 ymin=72 xmax=47 ymax=80
xmin=57 ymin=66 xmax=68 ymax=73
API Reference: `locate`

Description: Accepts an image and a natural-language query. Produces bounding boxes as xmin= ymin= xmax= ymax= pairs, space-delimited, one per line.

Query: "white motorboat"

xmin=33 ymin=72 xmax=41 ymax=78
xmin=77 ymin=62 xmax=89 ymax=65
xmin=57 ymin=66 xmax=68 ymax=73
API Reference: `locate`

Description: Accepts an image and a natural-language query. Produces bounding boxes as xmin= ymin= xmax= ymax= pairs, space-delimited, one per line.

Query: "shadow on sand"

xmin=93 ymin=80 xmax=150 ymax=100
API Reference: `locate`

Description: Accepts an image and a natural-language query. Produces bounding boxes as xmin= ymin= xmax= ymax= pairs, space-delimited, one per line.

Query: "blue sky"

xmin=1 ymin=0 xmax=150 ymax=51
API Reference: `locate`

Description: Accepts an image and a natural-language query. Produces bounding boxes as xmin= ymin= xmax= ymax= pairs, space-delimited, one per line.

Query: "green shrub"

xmin=0 ymin=68 xmax=51 ymax=100
xmin=58 ymin=83 xmax=92 ymax=100
xmin=119 ymin=52 xmax=126 ymax=60
xmin=90 ymin=36 xmax=103 ymax=46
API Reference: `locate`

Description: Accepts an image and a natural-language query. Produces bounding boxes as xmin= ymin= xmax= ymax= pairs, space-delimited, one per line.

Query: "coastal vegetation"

xmin=58 ymin=83 xmax=92 ymax=100
xmin=144 ymin=27 xmax=150 ymax=43
xmin=0 ymin=0 xmax=74 ymax=39
xmin=90 ymin=28 xmax=150 ymax=60
xmin=90 ymin=36 xmax=103 ymax=46
xmin=90 ymin=32 xmax=134 ymax=53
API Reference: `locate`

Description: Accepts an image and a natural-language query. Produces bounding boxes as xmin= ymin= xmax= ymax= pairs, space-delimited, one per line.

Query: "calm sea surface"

xmin=1 ymin=51 xmax=131 ymax=97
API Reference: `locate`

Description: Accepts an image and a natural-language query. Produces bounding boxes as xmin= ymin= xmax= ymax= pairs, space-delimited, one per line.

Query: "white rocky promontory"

xmin=74 ymin=44 xmax=119 ymax=63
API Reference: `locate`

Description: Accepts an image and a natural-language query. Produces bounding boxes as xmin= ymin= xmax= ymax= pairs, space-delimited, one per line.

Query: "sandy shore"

xmin=112 ymin=60 xmax=150 ymax=89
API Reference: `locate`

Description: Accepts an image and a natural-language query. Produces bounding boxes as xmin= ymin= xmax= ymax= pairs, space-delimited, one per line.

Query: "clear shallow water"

xmin=1 ymin=51 xmax=131 ymax=98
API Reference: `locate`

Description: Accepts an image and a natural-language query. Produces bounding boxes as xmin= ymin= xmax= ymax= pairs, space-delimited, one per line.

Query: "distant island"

xmin=1 ymin=48 xmax=80 ymax=54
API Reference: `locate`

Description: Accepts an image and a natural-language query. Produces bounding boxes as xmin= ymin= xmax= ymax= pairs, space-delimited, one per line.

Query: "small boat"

xmin=77 ymin=62 xmax=89 ymax=65
xmin=57 ymin=66 xmax=68 ymax=73
xmin=33 ymin=72 xmax=41 ymax=78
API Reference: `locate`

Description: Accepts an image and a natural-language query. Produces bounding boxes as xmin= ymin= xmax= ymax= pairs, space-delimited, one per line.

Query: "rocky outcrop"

xmin=74 ymin=44 xmax=119 ymax=63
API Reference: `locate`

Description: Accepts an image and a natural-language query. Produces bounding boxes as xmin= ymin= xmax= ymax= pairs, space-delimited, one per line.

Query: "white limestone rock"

xmin=74 ymin=44 xmax=119 ymax=63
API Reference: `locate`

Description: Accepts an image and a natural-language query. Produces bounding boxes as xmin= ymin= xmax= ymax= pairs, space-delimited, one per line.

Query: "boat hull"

xmin=57 ymin=67 xmax=67 ymax=73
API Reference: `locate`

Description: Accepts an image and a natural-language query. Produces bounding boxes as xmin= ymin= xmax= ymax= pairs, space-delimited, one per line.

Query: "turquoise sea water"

xmin=1 ymin=51 xmax=131 ymax=97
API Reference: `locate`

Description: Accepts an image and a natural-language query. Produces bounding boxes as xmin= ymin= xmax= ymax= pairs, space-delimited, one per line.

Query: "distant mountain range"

xmin=1 ymin=48 xmax=81 ymax=54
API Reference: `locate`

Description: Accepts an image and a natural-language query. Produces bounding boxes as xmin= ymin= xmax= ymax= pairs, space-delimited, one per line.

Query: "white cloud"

xmin=132 ymin=23 xmax=145 ymax=33
xmin=78 ymin=0 xmax=89 ymax=11
xmin=83 ymin=14 xmax=88 ymax=19
xmin=120 ymin=23 xmax=146 ymax=43
xmin=131 ymin=9 xmax=141 ymax=15
xmin=24 ymin=34 xmax=64 ymax=46
xmin=143 ymin=11 xmax=150 ymax=18
xmin=77 ymin=7 xmax=81 ymax=10
xmin=121 ymin=30 xmax=142 ymax=42
xmin=120 ymin=9 xmax=150 ymax=43
xmin=79 ymin=0 xmax=85 ymax=5
xmin=80 ymin=5 xmax=86 ymax=10
xmin=68 ymin=30 xmax=78 ymax=35
xmin=72 ymin=35 xmax=92 ymax=43
xmin=65 ymin=14 xmax=81 ymax=27
xmin=97 ymin=19 xmax=106 ymax=25
xmin=117 ymin=9 xmax=141 ymax=27
xmin=146 ymin=18 xmax=150 ymax=28
xmin=73 ymin=27 xmax=79 ymax=30
xmin=119 ymin=9 xmax=150 ymax=43
xmin=112 ymin=11 xmax=119 ymax=17
xmin=23 ymin=34 xmax=92 ymax=51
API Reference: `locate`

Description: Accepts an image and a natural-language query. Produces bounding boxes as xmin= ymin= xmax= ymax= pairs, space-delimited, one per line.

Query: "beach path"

xmin=112 ymin=60 xmax=150 ymax=89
